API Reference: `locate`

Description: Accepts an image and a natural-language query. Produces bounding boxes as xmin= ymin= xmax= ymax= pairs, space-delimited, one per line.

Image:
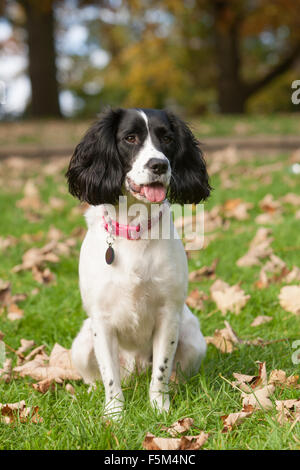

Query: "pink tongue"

xmin=142 ymin=184 xmax=166 ymax=203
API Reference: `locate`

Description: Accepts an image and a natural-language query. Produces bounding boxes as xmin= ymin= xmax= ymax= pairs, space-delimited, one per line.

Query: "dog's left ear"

xmin=66 ymin=107 xmax=124 ymax=205
xmin=165 ymin=110 xmax=211 ymax=205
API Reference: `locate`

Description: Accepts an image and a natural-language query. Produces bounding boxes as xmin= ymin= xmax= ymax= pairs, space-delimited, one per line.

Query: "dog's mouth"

xmin=127 ymin=178 xmax=167 ymax=203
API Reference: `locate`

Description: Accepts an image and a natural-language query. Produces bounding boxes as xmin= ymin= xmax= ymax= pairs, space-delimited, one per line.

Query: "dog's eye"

xmin=162 ymin=135 xmax=172 ymax=144
xmin=125 ymin=135 xmax=137 ymax=144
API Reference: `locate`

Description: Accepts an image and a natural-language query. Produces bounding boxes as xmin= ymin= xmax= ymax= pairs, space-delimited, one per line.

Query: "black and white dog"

xmin=67 ymin=108 xmax=211 ymax=418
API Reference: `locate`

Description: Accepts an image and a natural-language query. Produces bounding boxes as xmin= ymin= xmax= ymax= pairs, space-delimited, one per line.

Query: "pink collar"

xmin=102 ymin=204 xmax=167 ymax=240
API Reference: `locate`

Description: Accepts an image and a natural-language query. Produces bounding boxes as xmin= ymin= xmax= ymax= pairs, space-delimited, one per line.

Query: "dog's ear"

xmin=66 ymin=107 xmax=124 ymax=205
xmin=165 ymin=110 xmax=211 ymax=205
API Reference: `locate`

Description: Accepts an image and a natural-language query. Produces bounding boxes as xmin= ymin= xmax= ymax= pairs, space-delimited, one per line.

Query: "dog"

xmin=66 ymin=107 xmax=211 ymax=418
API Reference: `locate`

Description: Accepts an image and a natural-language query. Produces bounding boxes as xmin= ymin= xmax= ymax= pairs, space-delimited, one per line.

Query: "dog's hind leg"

xmin=173 ymin=304 xmax=207 ymax=378
xmin=71 ymin=318 xmax=101 ymax=386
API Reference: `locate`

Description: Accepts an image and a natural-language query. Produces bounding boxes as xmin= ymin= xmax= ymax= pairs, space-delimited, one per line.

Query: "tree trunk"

xmin=22 ymin=0 xmax=62 ymax=118
xmin=213 ymin=1 xmax=246 ymax=114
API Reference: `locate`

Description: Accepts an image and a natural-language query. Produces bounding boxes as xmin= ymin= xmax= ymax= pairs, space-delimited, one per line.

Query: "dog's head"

xmin=66 ymin=107 xmax=211 ymax=205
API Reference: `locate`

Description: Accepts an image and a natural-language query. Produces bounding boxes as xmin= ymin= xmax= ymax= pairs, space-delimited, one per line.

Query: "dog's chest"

xmin=99 ymin=246 xmax=171 ymax=348
xmin=79 ymin=221 xmax=187 ymax=350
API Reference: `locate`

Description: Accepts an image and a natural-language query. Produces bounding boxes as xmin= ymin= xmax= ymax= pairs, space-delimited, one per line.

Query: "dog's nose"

xmin=146 ymin=158 xmax=169 ymax=175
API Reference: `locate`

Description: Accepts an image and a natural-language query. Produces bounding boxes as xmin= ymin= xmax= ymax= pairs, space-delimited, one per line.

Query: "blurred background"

xmin=0 ymin=0 xmax=300 ymax=122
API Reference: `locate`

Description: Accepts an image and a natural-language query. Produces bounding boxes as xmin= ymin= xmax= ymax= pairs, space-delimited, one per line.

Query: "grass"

xmin=0 ymin=148 xmax=299 ymax=450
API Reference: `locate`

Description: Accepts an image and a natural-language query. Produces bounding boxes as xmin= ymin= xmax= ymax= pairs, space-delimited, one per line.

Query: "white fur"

xmin=71 ymin=111 xmax=207 ymax=418
xmin=126 ymin=111 xmax=171 ymax=187
xmin=72 ymin=203 xmax=207 ymax=418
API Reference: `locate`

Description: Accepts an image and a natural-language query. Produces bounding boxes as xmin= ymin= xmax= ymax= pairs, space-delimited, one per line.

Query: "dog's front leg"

xmin=91 ymin=315 xmax=124 ymax=419
xmin=149 ymin=311 xmax=180 ymax=413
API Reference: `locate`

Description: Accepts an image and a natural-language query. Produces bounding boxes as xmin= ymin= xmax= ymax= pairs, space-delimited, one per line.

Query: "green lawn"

xmin=0 ymin=148 xmax=299 ymax=450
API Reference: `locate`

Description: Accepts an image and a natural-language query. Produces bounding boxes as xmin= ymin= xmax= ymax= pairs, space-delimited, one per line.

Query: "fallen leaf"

xmin=65 ymin=383 xmax=76 ymax=396
xmin=0 ymin=236 xmax=17 ymax=251
xmin=32 ymin=266 xmax=56 ymax=285
xmin=210 ymin=279 xmax=250 ymax=315
xmin=162 ymin=417 xmax=194 ymax=437
xmin=281 ymin=193 xmax=300 ymax=206
xmin=0 ymin=400 xmax=43 ymax=425
xmin=49 ymin=197 xmax=66 ymax=210
xmin=205 ymin=321 xmax=242 ymax=353
xmin=16 ymin=339 xmax=35 ymax=358
xmin=256 ymin=255 xmax=300 ymax=288
xmin=279 ymin=286 xmax=300 ymax=315
xmin=223 ymin=199 xmax=253 ymax=221
xmin=142 ymin=432 xmax=209 ymax=450
xmin=7 ymin=303 xmax=24 ymax=321
xmin=186 ymin=289 xmax=208 ymax=310
xmin=259 ymin=194 xmax=282 ymax=214
xmin=251 ymin=316 xmax=273 ymax=327
xmin=241 ymin=384 xmax=275 ymax=411
xmin=269 ymin=370 xmax=300 ymax=389
xmin=0 ymin=358 xmax=12 ymax=383
xmin=13 ymin=343 xmax=81 ymax=393
xmin=237 ymin=228 xmax=274 ymax=267
xmin=189 ymin=259 xmax=219 ymax=282
xmin=221 ymin=404 xmax=254 ymax=433
xmin=275 ymin=399 xmax=300 ymax=425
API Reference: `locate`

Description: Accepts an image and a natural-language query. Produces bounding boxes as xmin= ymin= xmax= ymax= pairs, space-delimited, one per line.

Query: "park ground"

xmin=0 ymin=115 xmax=299 ymax=450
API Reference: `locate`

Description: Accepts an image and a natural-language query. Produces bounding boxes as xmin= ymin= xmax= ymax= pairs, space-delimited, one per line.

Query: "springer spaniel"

xmin=66 ymin=108 xmax=211 ymax=418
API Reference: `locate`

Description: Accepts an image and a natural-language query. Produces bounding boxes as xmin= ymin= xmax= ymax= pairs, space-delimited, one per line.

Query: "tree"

xmin=163 ymin=0 xmax=300 ymax=113
xmin=211 ymin=0 xmax=300 ymax=113
xmin=21 ymin=0 xmax=62 ymax=117
xmin=1 ymin=0 xmax=62 ymax=117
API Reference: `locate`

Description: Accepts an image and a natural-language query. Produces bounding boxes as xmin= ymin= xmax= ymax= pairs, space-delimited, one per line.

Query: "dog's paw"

xmin=150 ymin=390 xmax=170 ymax=413
xmin=104 ymin=396 xmax=124 ymax=421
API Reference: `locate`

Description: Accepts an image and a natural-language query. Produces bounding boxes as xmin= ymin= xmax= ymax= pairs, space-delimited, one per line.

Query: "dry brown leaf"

xmin=162 ymin=417 xmax=194 ymax=437
xmin=255 ymin=212 xmax=282 ymax=225
xmin=47 ymin=226 xmax=64 ymax=242
xmin=251 ymin=316 xmax=273 ymax=327
xmin=186 ymin=289 xmax=208 ymax=311
xmin=7 ymin=303 xmax=24 ymax=321
xmin=0 ymin=236 xmax=17 ymax=251
xmin=16 ymin=180 xmax=42 ymax=212
xmin=25 ymin=345 xmax=48 ymax=362
xmin=223 ymin=198 xmax=253 ymax=221
xmin=0 ymin=358 xmax=12 ymax=383
xmin=210 ymin=279 xmax=250 ymax=315
xmin=12 ymin=241 xmax=60 ymax=273
xmin=142 ymin=431 xmax=209 ymax=450
xmin=231 ymin=362 xmax=268 ymax=394
xmin=275 ymin=399 xmax=300 ymax=425
xmin=0 ymin=400 xmax=43 ymax=425
xmin=65 ymin=383 xmax=76 ymax=396
xmin=241 ymin=384 xmax=275 ymax=411
xmin=256 ymin=255 xmax=300 ymax=288
xmin=189 ymin=259 xmax=219 ymax=282
xmin=0 ymin=279 xmax=12 ymax=307
xmin=279 ymin=285 xmax=300 ymax=315
xmin=237 ymin=228 xmax=274 ymax=267
xmin=268 ymin=370 xmax=300 ymax=389
xmin=205 ymin=321 xmax=242 ymax=353
xmin=32 ymin=266 xmax=56 ymax=285
xmin=13 ymin=343 xmax=81 ymax=392
xmin=221 ymin=404 xmax=254 ymax=433
xmin=49 ymin=197 xmax=66 ymax=210
xmin=16 ymin=339 xmax=35 ymax=358
xmin=281 ymin=193 xmax=300 ymax=206
xmin=259 ymin=194 xmax=282 ymax=214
